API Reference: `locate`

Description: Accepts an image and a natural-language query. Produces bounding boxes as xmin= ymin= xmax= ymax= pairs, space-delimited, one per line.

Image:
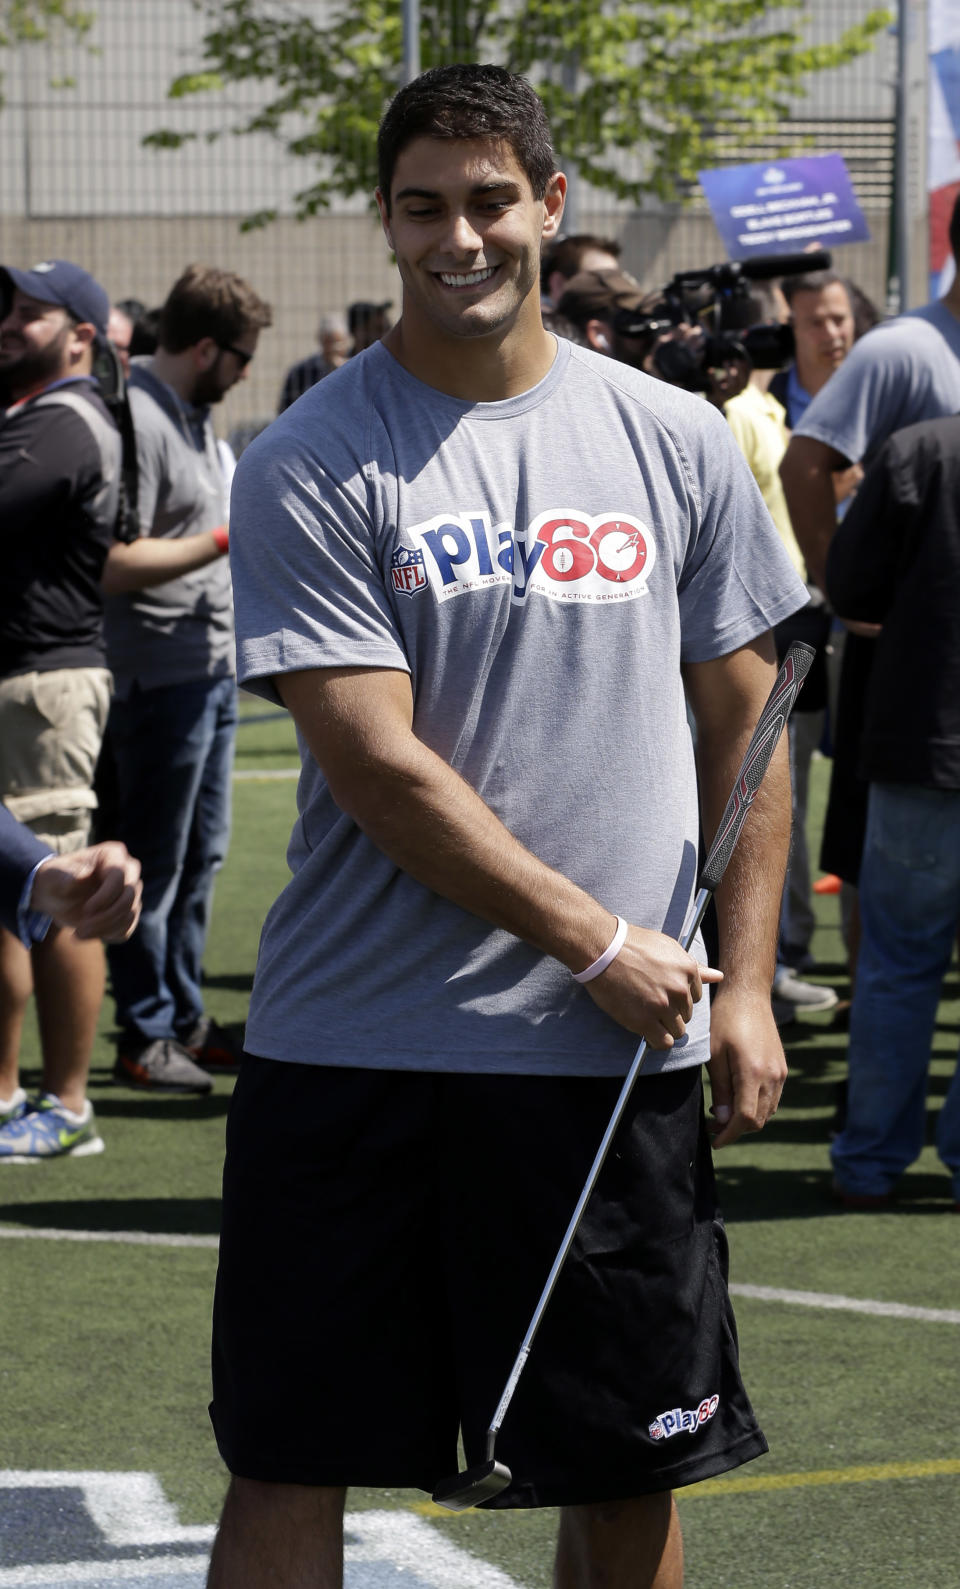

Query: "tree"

xmin=0 ymin=1 xmax=95 ymax=101
xmin=146 ymin=0 xmax=892 ymax=228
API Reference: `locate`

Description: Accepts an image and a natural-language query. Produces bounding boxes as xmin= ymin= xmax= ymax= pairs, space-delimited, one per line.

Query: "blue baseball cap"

xmin=0 ymin=259 xmax=110 ymax=337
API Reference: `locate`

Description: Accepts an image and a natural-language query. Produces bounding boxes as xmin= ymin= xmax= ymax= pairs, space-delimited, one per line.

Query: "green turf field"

xmin=1 ymin=707 xmax=958 ymax=1587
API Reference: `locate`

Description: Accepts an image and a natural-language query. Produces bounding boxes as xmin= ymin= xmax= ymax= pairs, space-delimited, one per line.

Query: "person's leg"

xmin=555 ymin=1493 xmax=683 ymax=1589
xmin=167 ymin=676 xmax=237 ymax=1037
xmin=207 ymin=1478 xmax=345 ymax=1589
xmin=832 ymin=784 xmax=960 ymax=1197
xmin=936 ymin=1051 xmax=960 ymax=1205
xmin=32 ymin=926 xmax=104 ymax=1113
xmin=107 ymin=682 xmax=217 ymax=1043
xmin=0 ymin=927 xmax=32 ymax=1105
xmin=780 ymin=708 xmax=822 ymax=965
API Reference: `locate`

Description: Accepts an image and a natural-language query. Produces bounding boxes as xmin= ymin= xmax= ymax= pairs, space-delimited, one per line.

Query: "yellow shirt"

xmin=724 ymin=382 xmax=806 ymax=578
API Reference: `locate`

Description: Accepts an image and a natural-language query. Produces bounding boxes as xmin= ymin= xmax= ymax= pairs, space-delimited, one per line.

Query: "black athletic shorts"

xmin=210 ymin=1058 xmax=767 ymax=1506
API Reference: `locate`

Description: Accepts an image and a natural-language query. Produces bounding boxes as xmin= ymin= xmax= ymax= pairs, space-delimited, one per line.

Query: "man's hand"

xmin=584 ymin=924 xmax=723 ymax=1049
xmin=706 ymin=987 xmax=787 ymax=1148
xmin=31 ymin=842 xmax=142 ymax=942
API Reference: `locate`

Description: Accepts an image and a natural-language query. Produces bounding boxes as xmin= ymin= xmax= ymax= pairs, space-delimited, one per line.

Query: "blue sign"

xmin=698 ymin=153 xmax=871 ymax=259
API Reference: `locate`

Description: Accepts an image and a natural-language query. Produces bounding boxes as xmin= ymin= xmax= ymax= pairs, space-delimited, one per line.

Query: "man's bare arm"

xmin=779 ymin=434 xmax=847 ymax=592
xmin=277 ymin=667 xmax=721 ymax=1051
xmin=102 ymin=530 xmax=227 ymax=594
xmin=684 ymin=636 xmax=790 ymax=1147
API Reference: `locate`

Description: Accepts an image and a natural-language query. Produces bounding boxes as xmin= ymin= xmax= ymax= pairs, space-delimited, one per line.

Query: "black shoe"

xmin=114 ymin=1037 xmax=213 ymax=1094
xmin=179 ymin=1016 xmax=244 ymax=1073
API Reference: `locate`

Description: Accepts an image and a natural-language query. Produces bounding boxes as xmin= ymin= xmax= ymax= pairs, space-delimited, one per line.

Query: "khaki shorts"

xmin=0 ymin=668 xmax=112 ymax=854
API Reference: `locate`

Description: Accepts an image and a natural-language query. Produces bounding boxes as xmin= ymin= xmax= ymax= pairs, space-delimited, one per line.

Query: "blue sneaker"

xmin=0 ymin=1093 xmax=104 ymax=1162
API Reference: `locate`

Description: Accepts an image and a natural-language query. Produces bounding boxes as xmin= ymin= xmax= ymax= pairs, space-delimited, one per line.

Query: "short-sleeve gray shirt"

xmin=231 ymin=338 xmax=806 ymax=1077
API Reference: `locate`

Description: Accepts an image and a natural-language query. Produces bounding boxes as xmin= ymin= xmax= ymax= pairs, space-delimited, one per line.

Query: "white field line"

xmin=1 ymin=1223 xmax=958 ymax=1325
xmin=233 ymin=767 xmax=298 ymax=780
xmin=729 ymin=1282 xmax=960 ymax=1326
xmin=0 ymin=1225 xmax=218 ymax=1249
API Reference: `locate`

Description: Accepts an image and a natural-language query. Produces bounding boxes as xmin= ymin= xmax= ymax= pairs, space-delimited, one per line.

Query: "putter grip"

xmin=698 ymin=641 xmax=814 ymax=896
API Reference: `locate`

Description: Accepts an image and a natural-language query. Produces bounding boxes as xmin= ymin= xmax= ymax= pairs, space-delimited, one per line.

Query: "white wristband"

xmin=572 ymin=916 xmax=629 ymax=984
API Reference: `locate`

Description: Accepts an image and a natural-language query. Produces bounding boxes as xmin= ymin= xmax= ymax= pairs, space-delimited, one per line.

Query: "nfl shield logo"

xmin=391 ymin=544 xmax=428 ymax=598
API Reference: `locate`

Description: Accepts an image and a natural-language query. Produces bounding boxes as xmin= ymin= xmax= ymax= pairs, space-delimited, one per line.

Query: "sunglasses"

xmin=218 ymin=342 xmax=253 ymax=369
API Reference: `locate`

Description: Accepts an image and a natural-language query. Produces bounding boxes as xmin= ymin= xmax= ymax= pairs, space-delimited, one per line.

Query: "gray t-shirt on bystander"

xmin=231 ymin=337 xmax=806 ymax=1078
xmin=793 ymin=300 xmax=960 ymax=465
xmin=105 ymin=357 xmax=235 ymax=697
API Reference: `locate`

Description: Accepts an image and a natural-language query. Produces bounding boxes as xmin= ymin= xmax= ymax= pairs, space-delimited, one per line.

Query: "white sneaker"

xmin=772 ymin=966 xmax=838 ymax=1012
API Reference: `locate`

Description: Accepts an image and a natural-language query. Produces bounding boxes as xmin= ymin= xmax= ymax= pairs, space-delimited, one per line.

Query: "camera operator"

xmin=557 ymin=268 xmax=752 ymax=408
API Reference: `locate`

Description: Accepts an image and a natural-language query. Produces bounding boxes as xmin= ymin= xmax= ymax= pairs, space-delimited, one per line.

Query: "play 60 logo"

xmin=393 ymin=508 xmax=657 ymax=606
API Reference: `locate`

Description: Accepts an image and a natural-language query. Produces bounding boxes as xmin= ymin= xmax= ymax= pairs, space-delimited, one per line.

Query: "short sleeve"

xmin=229 ymin=423 xmax=410 ymax=705
xmin=792 ymin=324 xmax=927 ymax=466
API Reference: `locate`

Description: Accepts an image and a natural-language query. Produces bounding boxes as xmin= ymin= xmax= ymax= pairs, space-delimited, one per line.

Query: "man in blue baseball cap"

xmin=0 ymin=257 xmax=121 ymax=1160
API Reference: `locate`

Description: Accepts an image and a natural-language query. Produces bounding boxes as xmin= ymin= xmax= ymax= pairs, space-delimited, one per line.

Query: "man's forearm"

xmin=102 ymin=528 xmax=227 ymax=594
xmin=276 ymin=667 xmax=716 ymax=1050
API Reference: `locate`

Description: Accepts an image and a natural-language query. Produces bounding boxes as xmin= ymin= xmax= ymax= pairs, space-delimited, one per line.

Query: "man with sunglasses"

xmin=104 ymin=264 xmax=272 ymax=1094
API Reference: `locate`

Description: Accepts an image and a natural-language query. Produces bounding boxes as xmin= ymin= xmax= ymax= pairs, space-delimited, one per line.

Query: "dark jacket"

xmin=826 ymin=413 xmax=960 ymax=789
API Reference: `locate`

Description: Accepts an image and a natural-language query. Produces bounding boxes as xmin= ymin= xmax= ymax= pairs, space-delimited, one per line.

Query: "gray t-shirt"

xmin=793 ymin=300 xmax=960 ymax=465
xmin=232 ymin=338 xmax=806 ymax=1077
xmin=105 ymin=359 xmax=235 ymax=696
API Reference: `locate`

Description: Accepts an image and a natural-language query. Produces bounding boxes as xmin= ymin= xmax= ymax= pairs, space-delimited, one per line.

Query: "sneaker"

xmin=0 ymin=1093 xmax=104 ymax=1162
xmin=772 ymin=966 xmax=839 ymax=1013
xmin=179 ymin=1015 xmax=243 ymax=1073
xmin=0 ymin=1087 xmax=28 ymax=1125
xmin=114 ymin=1037 xmax=213 ymax=1094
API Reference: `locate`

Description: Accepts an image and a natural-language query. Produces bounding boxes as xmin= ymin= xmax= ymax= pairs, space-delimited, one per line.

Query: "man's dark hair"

xmin=780 ymin=269 xmax=850 ymax=307
xmin=540 ymin=233 xmax=621 ymax=294
xmin=377 ymin=64 xmax=557 ymax=212
xmin=158 ymin=264 xmax=273 ymax=354
xmin=949 ymin=190 xmax=960 ymax=264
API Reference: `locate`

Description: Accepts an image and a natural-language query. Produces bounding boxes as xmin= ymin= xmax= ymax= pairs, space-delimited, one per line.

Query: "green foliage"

xmin=147 ymin=0 xmax=892 ymax=220
xmin=0 ymin=0 xmax=94 ymax=105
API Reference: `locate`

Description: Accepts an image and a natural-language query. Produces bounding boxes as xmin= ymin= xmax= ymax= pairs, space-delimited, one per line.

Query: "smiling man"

xmin=208 ymin=66 xmax=807 ymax=1589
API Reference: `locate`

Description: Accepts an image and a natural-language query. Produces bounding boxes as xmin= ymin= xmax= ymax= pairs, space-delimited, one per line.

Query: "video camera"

xmin=613 ymin=249 xmax=832 ymax=393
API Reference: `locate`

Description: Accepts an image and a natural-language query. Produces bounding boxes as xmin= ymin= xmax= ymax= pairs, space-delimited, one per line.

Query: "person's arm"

xmin=683 ymin=634 xmax=790 ymax=1147
xmin=276 ymin=665 xmax=721 ymax=1051
xmin=101 ymin=527 xmax=228 ymax=594
xmin=779 ymin=433 xmax=848 ymax=592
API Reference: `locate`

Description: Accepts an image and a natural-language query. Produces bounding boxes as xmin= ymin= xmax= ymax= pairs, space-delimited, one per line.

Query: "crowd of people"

xmin=2 ymin=58 xmax=959 ymax=1585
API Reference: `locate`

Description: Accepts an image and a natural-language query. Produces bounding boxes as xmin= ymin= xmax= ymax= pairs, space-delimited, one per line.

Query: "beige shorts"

xmin=0 ymin=668 xmax=112 ymax=854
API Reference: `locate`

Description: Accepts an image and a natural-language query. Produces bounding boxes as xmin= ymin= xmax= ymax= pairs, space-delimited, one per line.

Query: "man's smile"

xmin=434 ymin=265 xmax=500 ymax=290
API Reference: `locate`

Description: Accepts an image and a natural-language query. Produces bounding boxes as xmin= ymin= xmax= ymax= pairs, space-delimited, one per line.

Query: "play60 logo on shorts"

xmin=649 ymin=1394 xmax=720 ymax=1441
xmin=392 ymin=508 xmax=657 ymax=606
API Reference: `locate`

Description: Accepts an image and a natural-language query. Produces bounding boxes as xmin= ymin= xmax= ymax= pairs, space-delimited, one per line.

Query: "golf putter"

xmin=432 ymin=640 xmax=815 ymax=1510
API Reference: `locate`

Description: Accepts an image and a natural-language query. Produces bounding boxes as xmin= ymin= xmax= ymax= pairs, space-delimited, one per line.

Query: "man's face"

xmin=0 ymin=290 xmax=79 ymax=392
xmin=377 ymin=136 xmax=563 ymax=347
xmin=790 ymin=283 xmax=855 ymax=378
xmin=191 ymin=330 xmax=259 ymax=406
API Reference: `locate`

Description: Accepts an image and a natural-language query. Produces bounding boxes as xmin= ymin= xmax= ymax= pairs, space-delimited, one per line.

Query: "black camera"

xmin=614 ymin=249 xmax=831 ymax=393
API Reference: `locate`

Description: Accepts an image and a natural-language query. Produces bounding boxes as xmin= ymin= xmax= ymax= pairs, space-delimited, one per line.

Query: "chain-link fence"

xmin=0 ymin=0 xmax=911 ymax=438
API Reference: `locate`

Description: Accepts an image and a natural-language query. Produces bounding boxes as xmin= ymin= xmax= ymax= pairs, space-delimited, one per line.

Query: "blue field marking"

xmin=0 ymin=1473 xmax=523 ymax=1589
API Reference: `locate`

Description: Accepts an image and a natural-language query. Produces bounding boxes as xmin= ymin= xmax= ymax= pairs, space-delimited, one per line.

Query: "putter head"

xmin=431 ymin=1458 xmax=513 ymax=1511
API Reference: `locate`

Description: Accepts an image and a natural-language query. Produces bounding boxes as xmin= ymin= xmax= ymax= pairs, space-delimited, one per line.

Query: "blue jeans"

xmin=831 ymin=783 xmax=960 ymax=1201
xmin=106 ymin=676 xmax=237 ymax=1043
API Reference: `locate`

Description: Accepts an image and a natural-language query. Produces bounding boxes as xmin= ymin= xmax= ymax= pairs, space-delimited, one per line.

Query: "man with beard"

xmin=104 ymin=264 xmax=272 ymax=1095
xmin=0 ymin=259 xmax=124 ymax=1159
